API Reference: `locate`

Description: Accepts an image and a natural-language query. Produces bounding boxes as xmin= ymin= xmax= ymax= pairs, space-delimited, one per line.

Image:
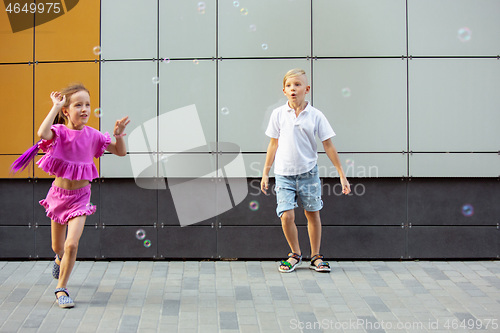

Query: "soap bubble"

xmin=249 ymin=24 xmax=257 ymax=32
xmin=249 ymin=200 xmax=259 ymax=211
xmin=162 ymin=58 xmax=171 ymax=64
xmin=152 ymin=77 xmax=160 ymax=84
xmin=261 ymin=43 xmax=268 ymax=50
xmin=197 ymin=2 xmax=206 ymax=14
xmin=457 ymin=27 xmax=472 ymax=42
xmin=221 ymin=107 xmax=229 ymax=115
xmin=193 ymin=59 xmax=199 ymax=65
xmin=233 ymin=1 xmax=239 ymax=7
xmin=94 ymin=108 xmax=102 ymax=118
xmin=461 ymin=204 xmax=474 ymax=217
xmin=93 ymin=46 xmax=101 ymax=55
xmin=341 ymin=87 xmax=351 ymax=98
xmin=240 ymin=8 xmax=248 ymax=15
xmin=136 ymin=229 xmax=146 ymax=240
xmin=144 ymin=239 xmax=152 ymax=248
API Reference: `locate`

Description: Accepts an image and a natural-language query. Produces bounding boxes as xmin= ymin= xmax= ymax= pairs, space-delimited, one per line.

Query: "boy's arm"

xmin=106 ymin=116 xmax=130 ymax=157
xmin=38 ymin=92 xmax=65 ymax=140
xmin=261 ymin=138 xmax=278 ymax=194
xmin=322 ymin=138 xmax=351 ymax=195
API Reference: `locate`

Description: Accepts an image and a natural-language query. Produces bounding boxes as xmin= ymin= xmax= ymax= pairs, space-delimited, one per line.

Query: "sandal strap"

xmin=288 ymin=252 xmax=302 ymax=261
xmin=55 ymin=288 xmax=69 ymax=298
xmin=311 ymin=254 xmax=324 ymax=263
xmin=280 ymin=260 xmax=292 ymax=269
xmin=316 ymin=261 xmax=330 ymax=268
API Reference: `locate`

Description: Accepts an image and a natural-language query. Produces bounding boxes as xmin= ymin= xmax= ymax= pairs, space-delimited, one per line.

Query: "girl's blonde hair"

xmin=283 ymin=68 xmax=307 ymax=88
xmin=53 ymin=83 xmax=90 ymax=125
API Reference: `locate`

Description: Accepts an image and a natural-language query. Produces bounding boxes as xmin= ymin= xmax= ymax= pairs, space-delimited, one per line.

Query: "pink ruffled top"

xmin=37 ymin=124 xmax=111 ymax=181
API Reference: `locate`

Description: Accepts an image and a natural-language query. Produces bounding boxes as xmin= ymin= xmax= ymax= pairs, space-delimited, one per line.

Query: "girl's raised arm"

xmin=106 ymin=116 xmax=130 ymax=157
xmin=37 ymin=92 xmax=65 ymax=140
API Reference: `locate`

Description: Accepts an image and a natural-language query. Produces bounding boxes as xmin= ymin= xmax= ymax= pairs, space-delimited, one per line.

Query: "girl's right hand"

xmin=50 ymin=91 xmax=66 ymax=108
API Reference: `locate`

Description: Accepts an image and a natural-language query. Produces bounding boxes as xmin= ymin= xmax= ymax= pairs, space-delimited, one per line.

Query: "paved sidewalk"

xmin=0 ymin=261 xmax=499 ymax=333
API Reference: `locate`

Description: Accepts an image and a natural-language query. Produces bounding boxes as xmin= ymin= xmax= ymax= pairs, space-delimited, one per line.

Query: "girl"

xmin=12 ymin=83 xmax=130 ymax=308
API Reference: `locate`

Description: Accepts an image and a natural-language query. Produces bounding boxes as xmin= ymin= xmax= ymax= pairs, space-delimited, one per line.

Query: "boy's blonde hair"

xmin=283 ymin=68 xmax=307 ymax=88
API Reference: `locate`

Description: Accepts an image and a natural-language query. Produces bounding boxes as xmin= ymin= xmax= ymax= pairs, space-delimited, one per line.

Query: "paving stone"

xmin=0 ymin=261 xmax=498 ymax=332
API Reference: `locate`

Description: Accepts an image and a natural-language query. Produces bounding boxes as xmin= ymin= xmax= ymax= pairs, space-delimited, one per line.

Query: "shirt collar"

xmin=285 ymin=101 xmax=310 ymax=113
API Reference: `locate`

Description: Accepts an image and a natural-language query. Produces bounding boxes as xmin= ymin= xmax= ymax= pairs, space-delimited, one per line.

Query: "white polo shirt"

xmin=265 ymin=102 xmax=335 ymax=176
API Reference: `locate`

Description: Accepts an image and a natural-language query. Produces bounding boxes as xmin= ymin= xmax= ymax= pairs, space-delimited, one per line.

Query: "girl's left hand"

xmin=113 ymin=116 xmax=131 ymax=137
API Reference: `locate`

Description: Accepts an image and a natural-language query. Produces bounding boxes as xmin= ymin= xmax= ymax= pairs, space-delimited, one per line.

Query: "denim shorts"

xmin=275 ymin=165 xmax=323 ymax=217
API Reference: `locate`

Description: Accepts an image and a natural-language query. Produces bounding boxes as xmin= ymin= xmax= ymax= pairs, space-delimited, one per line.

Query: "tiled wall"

xmin=0 ymin=0 xmax=498 ymax=259
xmin=1 ymin=0 xmax=499 ymax=178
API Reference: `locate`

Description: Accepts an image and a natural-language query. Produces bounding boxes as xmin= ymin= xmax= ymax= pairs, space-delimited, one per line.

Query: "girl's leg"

xmin=281 ymin=209 xmax=301 ymax=269
xmin=51 ymin=220 xmax=66 ymax=263
xmin=304 ymin=210 xmax=322 ymax=259
xmin=55 ymin=215 xmax=86 ymax=298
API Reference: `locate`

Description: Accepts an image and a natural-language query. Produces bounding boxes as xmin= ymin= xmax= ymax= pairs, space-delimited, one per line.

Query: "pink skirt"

xmin=40 ymin=182 xmax=96 ymax=225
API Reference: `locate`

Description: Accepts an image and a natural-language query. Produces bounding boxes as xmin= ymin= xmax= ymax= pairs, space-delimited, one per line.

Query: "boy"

xmin=261 ymin=68 xmax=350 ymax=273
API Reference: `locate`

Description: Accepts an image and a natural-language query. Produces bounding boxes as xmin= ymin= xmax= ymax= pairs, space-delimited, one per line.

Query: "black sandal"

xmin=309 ymin=254 xmax=331 ymax=273
xmin=279 ymin=252 xmax=302 ymax=273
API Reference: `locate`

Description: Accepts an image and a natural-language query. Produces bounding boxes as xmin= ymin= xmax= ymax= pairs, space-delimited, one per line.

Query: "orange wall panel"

xmin=0 ymin=155 xmax=32 ymax=178
xmin=0 ymin=64 xmax=34 ymax=154
xmin=35 ymin=0 xmax=100 ymax=62
xmin=0 ymin=1 xmax=34 ymax=63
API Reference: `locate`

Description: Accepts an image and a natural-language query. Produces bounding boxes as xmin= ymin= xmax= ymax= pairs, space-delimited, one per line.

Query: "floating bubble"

xmin=152 ymin=77 xmax=160 ymax=84
xmin=221 ymin=107 xmax=229 ymax=115
xmin=240 ymin=8 xmax=248 ymax=15
xmin=162 ymin=58 xmax=171 ymax=64
xmin=461 ymin=204 xmax=474 ymax=217
xmin=233 ymin=1 xmax=239 ymax=7
xmin=136 ymin=229 xmax=146 ymax=240
xmin=92 ymin=46 xmax=101 ymax=55
xmin=193 ymin=59 xmax=199 ymax=65
xmin=144 ymin=239 xmax=152 ymax=248
xmin=249 ymin=24 xmax=257 ymax=32
xmin=94 ymin=108 xmax=102 ymax=118
xmin=159 ymin=153 xmax=168 ymax=162
xmin=249 ymin=200 xmax=259 ymax=211
xmin=261 ymin=43 xmax=268 ymax=51
xmin=341 ymin=87 xmax=351 ymax=98
xmin=346 ymin=159 xmax=354 ymax=167
xmin=197 ymin=2 xmax=206 ymax=14
xmin=457 ymin=27 xmax=472 ymax=42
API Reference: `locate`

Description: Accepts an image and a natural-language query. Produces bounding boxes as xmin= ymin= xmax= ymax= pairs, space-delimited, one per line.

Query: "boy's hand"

xmin=261 ymin=175 xmax=269 ymax=195
xmin=341 ymin=177 xmax=351 ymax=195
xmin=113 ymin=116 xmax=131 ymax=137
xmin=50 ymin=91 xmax=65 ymax=108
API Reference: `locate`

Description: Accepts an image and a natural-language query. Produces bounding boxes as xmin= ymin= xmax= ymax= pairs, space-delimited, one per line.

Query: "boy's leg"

xmin=281 ymin=209 xmax=301 ymax=256
xmin=56 ymin=215 xmax=86 ymax=297
xmin=280 ymin=209 xmax=302 ymax=270
xmin=275 ymin=174 xmax=301 ymax=270
xmin=298 ymin=165 xmax=324 ymax=263
xmin=304 ymin=210 xmax=322 ymax=259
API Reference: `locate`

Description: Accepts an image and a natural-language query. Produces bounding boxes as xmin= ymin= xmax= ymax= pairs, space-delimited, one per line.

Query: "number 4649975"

xmin=5 ymin=2 xmax=62 ymax=14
